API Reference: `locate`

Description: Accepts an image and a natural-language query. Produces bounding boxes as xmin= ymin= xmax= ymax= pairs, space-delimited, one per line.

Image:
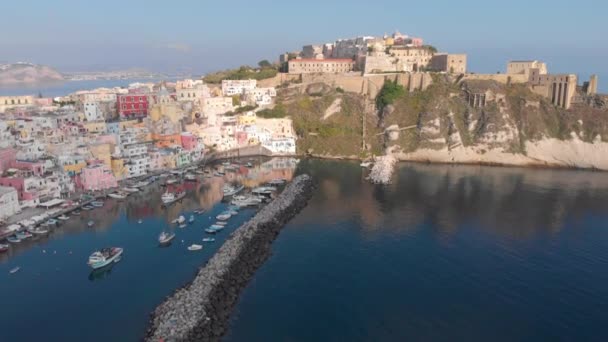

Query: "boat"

xmin=179 ymin=223 xmax=187 ymax=228
xmin=187 ymin=244 xmax=203 ymax=251
xmin=194 ymin=209 xmax=205 ymax=215
xmin=29 ymin=227 xmax=49 ymax=236
xmin=158 ymin=231 xmax=176 ymax=245
xmin=204 ymin=228 xmax=218 ymax=234
xmin=176 ymin=215 xmax=186 ymax=224
xmin=221 ymin=162 xmax=230 ymax=166
xmin=122 ymin=187 xmax=139 ymax=193
xmin=87 ymin=221 xmax=95 ymax=227
xmin=57 ymin=215 xmax=70 ymax=221
xmin=91 ymin=201 xmax=104 ymax=208
xmin=232 ymin=195 xmax=263 ymax=207
xmin=165 ymin=178 xmax=179 ymax=185
xmin=214 ymin=221 xmax=227 ymax=226
xmin=216 ymin=212 xmax=231 ymax=221
xmin=108 ymin=192 xmax=127 ymax=200
xmin=202 ymin=238 xmax=215 ymax=242
xmin=9 ymin=267 xmax=20 ymax=274
xmin=0 ymin=244 xmax=9 ymax=253
xmin=161 ymin=191 xmax=186 ymax=205
xmin=7 ymin=236 xmax=21 ymax=244
xmin=138 ymin=219 xmax=143 ymax=224
xmin=209 ymin=224 xmax=225 ymax=231
xmin=46 ymin=218 xmax=58 ymax=226
xmin=184 ymin=173 xmax=197 ymax=182
xmin=188 ymin=215 xmax=195 ymax=223
xmin=360 ymin=161 xmax=373 ymax=168
xmin=135 ymin=180 xmax=150 ymax=188
xmin=268 ymin=179 xmax=286 ymax=186
xmin=222 ymin=184 xmax=244 ymax=197
xmin=87 ymin=247 xmax=123 ymax=269
xmin=72 ymin=210 xmax=81 ymax=216
xmin=252 ymin=186 xmax=276 ymax=196
xmin=195 ymin=170 xmax=205 ymax=175
xmin=16 ymin=231 xmax=32 ymax=240
xmin=82 ymin=205 xmax=94 ymax=211
xmin=246 ymin=162 xmax=253 ymax=168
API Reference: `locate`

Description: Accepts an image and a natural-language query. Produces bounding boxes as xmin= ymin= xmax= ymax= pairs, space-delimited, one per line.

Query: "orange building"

xmin=152 ymin=133 xmax=182 ymax=148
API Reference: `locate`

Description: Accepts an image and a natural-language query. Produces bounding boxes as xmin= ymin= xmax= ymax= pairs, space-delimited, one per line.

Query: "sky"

xmin=1 ymin=0 xmax=607 ymax=81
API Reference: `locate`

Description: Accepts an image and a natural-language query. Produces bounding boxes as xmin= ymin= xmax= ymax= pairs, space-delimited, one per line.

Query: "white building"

xmin=244 ymin=87 xmax=277 ymax=106
xmin=0 ymin=186 xmax=20 ymax=220
xmin=221 ymin=79 xmax=257 ymax=96
xmin=262 ymin=137 xmax=296 ymax=155
xmin=83 ymin=102 xmax=104 ymax=121
xmin=125 ymin=155 xmax=150 ymax=178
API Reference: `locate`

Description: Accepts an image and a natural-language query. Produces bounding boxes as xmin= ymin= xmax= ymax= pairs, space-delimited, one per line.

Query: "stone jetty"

xmin=145 ymin=174 xmax=314 ymax=342
xmin=369 ymin=155 xmax=396 ymax=184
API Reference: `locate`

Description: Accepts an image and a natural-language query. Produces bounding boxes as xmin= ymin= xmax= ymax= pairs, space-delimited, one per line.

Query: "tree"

xmin=258 ymin=60 xmax=272 ymax=68
xmin=376 ymin=80 xmax=405 ymax=109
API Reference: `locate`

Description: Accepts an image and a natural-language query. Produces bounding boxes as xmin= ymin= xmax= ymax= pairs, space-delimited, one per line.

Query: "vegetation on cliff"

xmin=203 ymin=63 xmax=278 ymax=84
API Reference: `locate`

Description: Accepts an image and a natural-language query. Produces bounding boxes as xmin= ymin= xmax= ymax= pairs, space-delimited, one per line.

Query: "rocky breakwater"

xmin=145 ymin=174 xmax=314 ymax=342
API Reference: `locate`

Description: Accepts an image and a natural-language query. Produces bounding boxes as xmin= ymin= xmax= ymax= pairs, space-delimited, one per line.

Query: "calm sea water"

xmin=0 ymin=158 xmax=297 ymax=342
xmin=0 ymin=78 xmax=176 ymax=97
xmin=2 ymin=159 xmax=608 ymax=341
xmin=225 ymin=160 xmax=608 ymax=342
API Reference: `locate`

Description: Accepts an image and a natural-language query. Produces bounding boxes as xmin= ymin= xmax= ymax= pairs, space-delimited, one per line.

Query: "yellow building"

xmin=149 ymin=103 xmax=184 ymax=123
xmin=89 ymin=143 xmax=114 ymax=168
xmin=111 ymin=157 xmax=127 ymax=180
xmin=83 ymin=121 xmax=107 ymax=134
xmin=237 ymin=112 xmax=257 ymax=125
xmin=63 ymin=161 xmax=87 ymax=175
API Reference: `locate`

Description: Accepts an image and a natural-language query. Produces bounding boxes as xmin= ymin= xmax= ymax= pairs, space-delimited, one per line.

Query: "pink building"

xmin=180 ymin=133 xmax=198 ymax=151
xmin=12 ymin=160 xmax=45 ymax=176
xmin=0 ymin=148 xmax=16 ymax=173
xmin=236 ymin=131 xmax=248 ymax=146
xmin=80 ymin=161 xmax=117 ymax=191
xmin=411 ymin=37 xmax=423 ymax=47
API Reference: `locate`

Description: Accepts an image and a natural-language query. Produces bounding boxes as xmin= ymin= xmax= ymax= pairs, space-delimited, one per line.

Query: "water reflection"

xmin=296 ymin=160 xmax=608 ymax=240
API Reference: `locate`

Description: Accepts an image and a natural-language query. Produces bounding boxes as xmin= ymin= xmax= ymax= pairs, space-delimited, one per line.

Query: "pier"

xmin=145 ymin=174 xmax=314 ymax=342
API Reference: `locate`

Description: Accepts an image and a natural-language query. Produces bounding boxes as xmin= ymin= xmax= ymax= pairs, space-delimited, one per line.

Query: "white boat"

xmin=360 ymin=161 xmax=373 ymax=168
xmin=176 ymin=215 xmax=186 ymax=224
xmin=7 ymin=236 xmax=21 ymax=244
xmin=165 ymin=178 xmax=179 ymax=185
xmin=138 ymin=219 xmax=143 ymax=224
xmin=122 ymin=187 xmax=140 ymax=193
xmin=188 ymin=215 xmax=195 ymax=223
xmin=91 ymin=201 xmax=104 ymax=208
xmin=29 ymin=227 xmax=49 ymax=235
xmin=202 ymin=238 xmax=215 ymax=242
xmin=108 ymin=192 xmax=127 ymax=200
xmin=246 ymin=162 xmax=253 ymax=168
xmin=161 ymin=191 xmax=186 ymax=205
xmin=135 ymin=180 xmax=150 ymax=188
xmin=87 ymin=221 xmax=95 ymax=227
xmin=82 ymin=205 xmax=94 ymax=211
xmin=179 ymin=223 xmax=187 ymax=228
xmin=158 ymin=232 xmax=176 ymax=245
xmin=87 ymin=247 xmax=123 ymax=269
xmin=57 ymin=215 xmax=70 ymax=221
xmin=216 ymin=212 xmax=231 ymax=221
xmin=223 ymin=184 xmax=244 ymax=197
xmin=195 ymin=170 xmax=205 ymax=175
xmin=184 ymin=173 xmax=197 ymax=182
xmin=159 ymin=173 xmax=169 ymax=178
xmin=187 ymin=244 xmax=203 ymax=251
xmin=214 ymin=221 xmax=227 ymax=226
xmin=9 ymin=266 xmax=20 ymax=274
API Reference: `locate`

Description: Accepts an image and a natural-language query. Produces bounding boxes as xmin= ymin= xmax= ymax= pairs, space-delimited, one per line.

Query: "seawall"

xmin=145 ymin=174 xmax=314 ymax=342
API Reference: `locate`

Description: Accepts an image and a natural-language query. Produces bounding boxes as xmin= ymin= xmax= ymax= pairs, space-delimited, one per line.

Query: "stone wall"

xmin=145 ymin=174 xmax=315 ymax=342
xmin=461 ymin=73 xmax=528 ymax=85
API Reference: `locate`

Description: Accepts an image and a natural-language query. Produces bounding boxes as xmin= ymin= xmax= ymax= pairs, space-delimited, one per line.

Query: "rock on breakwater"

xmin=145 ymin=174 xmax=314 ymax=342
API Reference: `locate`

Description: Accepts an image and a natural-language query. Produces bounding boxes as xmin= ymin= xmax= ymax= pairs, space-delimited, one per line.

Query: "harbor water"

xmin=2 ymin=158 xmax=608 ymax=341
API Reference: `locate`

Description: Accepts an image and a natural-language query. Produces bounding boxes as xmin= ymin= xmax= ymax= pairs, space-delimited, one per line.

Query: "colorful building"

xmin=0 ymin=186 xmax=20 ymax=219
xmin=180 ymin=133 xmax=198 ymax=150
xmin=80 ymin=162 xmax=118 ymax=191
xmin=117 ymin=94 xmax=149 ymax=118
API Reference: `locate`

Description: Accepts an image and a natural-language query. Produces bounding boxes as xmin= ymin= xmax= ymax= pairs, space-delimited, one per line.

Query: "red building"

xmin=117 ymin=94 xmax=149 ymax=118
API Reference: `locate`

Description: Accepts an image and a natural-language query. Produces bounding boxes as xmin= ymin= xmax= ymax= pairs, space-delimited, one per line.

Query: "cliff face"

xmin=280 ymin=75 xmax=608 ymax=170
xmin=0 ymin=63 xmax=64 ymax=85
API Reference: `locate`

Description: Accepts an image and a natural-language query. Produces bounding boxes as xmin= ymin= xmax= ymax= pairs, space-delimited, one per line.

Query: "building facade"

xmin=288 ymin=59 xmax=355 ymax=74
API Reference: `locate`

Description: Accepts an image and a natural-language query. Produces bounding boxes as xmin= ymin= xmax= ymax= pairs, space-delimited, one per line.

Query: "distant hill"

xmin=0 ymin=62 xmax=65 ymax=85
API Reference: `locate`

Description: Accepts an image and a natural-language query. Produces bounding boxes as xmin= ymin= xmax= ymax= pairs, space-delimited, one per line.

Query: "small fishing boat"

xmin=135 ymin=180 xmax=150 ymax=188
xmin=57 ymin=215 xmax=70 ymax=221
xmin=161 ymin=191 xmax=186 ymax=205
xmin=222 ymin=162 xmax=230 ymax=166
xmin=7 ymin=236 xmax=21 ymax=244
xmin=209 ymin=224 xmax=225 ymax=231
xmin=222 ymin=184 xmax=244 ymax=198
xmin=184 ymin=173 xmax=197 ymax=182
xmin=194 ymin=209 xmax=205 ymax=215
xmin=268 ymin=178 xmax=286 ymax=186
xmin=214 ymin=221 xmax=227 ymax=226
xmin=188 ymin=215 xmax=195 ymax=223
xmin=0 ymin=243 xmax=9 ymax=253
xmin=30 ymin=227 xmax=49 ymax=236
xmin=87 ymin=247 xmax=123 ymax=269
xmin=138 ymin=219 xmax=143 ymax=224
xmin=360 ymin=161 xmax=373 ymax=168
xmin=165 ymin=178 xmax=179 ymax=185
xmin=179 ymin=223 xmax=187 ymax=228
xmin=9 ymin=266 xmax=20 ymax=274
xmin=246 ymin=162 xmax=253 ymax=168
xmin=216 ymin=212 xmax=231 ymax=221
xmin=82 ymin=205 xmax=94 ymax=211
xmin=87 ymin=221 xmax=95 ymax=227
xmin=158 ymin=231 xmax=176 ymax=245
xmin=202 ymin=238 xmax=215 ymax=243
xmin=46 ymin=218 xmax=58 ymax=226
xmin=108 ymin=192 xmax=127 ymax=200
xmin=204 ymin=228 xmax=218 ymax=234
xmin=72 ymin=210 xmax=81 ymax=216
xmin=122 ymin=187 xmax=139 ymax=193
xmin=16 ymin=231 xmax=32 ymax=240
xmin=187 ymin=244 xmax=203 ymax=251
xmin=195 ymin=170 xmax=205 ymax=175
xmin=91 ymin=201 xmax=104 ymax=208
xmin=176 ymin=215 xmax=186 ymax=224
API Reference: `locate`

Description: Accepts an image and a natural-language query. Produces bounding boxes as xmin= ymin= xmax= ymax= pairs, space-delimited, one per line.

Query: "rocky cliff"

xmin=279 ymin=75 xmax=608 ymax=170
xmin=0 ymin=63 xmax=64 ymax=85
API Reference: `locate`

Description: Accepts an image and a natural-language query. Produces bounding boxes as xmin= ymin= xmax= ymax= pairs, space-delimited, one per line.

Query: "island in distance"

xmin=0 ymin=62 xmax=65 ymax=85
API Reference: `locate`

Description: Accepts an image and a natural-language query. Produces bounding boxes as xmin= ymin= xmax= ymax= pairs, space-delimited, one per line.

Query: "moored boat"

xmin=57 ymin=215 xmax=70 ymax=221
xmin=202 ymin=238 xmax=215 ymax=242
xmin=216 ymin=212 xmax=231 ymax=221
xmin=87 ymin=221 xmax=95 ymax=227
xmin=222 ymin=184 xmax=244 ymax=198
xmin=184 ymin=173 xmax=197 ymax=182
xmin=72 ymin=210 xmax=81 ymax=216
xmin=204 ymin=228 xmax=218 ymax=234
xmin=158 ymin=231 xmax=176 ymax=245
xmin=187 ymin=244 xmax=203 ymax=251
xmin=16 ymin=231 xmax=32 ymax=240
xmin=9 ymin=266 xmax=20 ymax=274
xmin=82 ymin=205 xmax=94 ymax=211
xmin=108 ymin=192 xmax=127 ymax=200
xmin=29 ymin=227 xmax=49 ymax=236
xmin=0 ymin=243 xmax=9 ymax=253
xmin=161 ymin=191 xmax=186 ymax=205
xmin=46 ymin=218 xmax=58 ymax=226
xmin=91 ymin=201 xmax=104 ymax=208
xmin=122 ymin=187 xmax=140 ymax=193
xmin=87 ymin=247 xmax=123 ymax=269
xmin=188 ymin=215 xmax=195 ymax=223
xmin=7 ymin=236 xmax=21 ymax=244
xmin=268 ymin=178 xmax=286 ymax=186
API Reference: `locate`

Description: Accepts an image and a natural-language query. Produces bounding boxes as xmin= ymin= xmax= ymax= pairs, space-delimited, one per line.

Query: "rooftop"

xmin=0 ymin=186 xmax=16 ymax=195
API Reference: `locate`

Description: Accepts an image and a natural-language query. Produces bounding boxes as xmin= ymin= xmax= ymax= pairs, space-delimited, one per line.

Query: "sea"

xmin=2 ymin=158 xmax=608 ymax=341
xmin=0 ymin=79 xmax=177 ymax=98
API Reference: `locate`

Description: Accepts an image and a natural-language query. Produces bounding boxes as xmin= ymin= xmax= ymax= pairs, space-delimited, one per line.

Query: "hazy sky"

xmin=1 ymin=0 xmax=607 ymax=79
